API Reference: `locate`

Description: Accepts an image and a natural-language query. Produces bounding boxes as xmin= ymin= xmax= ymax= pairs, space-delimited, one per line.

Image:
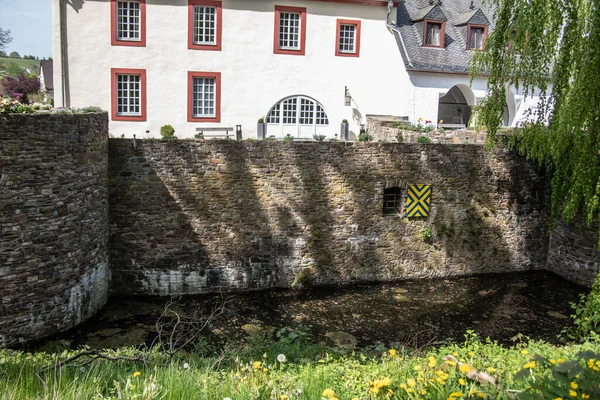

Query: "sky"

xmin=0 ymin=0 xmax=52 ymax=58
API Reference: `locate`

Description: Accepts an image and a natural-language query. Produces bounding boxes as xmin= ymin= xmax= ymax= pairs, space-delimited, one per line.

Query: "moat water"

xmin=33 ymin=271 xmax=585 ymax=352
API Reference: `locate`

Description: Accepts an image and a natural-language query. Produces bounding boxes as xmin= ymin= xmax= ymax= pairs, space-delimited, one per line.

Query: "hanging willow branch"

xmin=471 ymin=0 xmax=600 ymax=241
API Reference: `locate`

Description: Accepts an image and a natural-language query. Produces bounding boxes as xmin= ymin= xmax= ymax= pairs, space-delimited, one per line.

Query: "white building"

xmin=52 ymin=0 xmax=537 ymax=139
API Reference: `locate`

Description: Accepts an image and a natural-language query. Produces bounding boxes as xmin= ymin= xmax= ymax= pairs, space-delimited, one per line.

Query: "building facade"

xmin=52 ymin=0 xmax=538 ymax=139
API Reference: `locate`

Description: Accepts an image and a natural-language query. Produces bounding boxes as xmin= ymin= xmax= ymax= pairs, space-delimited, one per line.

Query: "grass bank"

xmin=1 ymin=332 xmax=599 ymax=400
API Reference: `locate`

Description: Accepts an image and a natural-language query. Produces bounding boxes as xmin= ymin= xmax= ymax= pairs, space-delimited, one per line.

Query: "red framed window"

xmin=188 ymin=0 xmax=222 ymax=51
xmin=467 ymin=24 xmax=488 ymax=50
xmin=423 ymin=19 xmax=445 ymax=48
xmin=336 ymin=19 xmax=361 ymax=57
xmin=273 ymin=5 xmax=306 ymax=55
xmin=111 ymin=0 xmax=146 ymax=47
xmin=111 ymin=68 xmax=146 ymax=121
xmin=188 ymin=71 xmax=221 ymax=123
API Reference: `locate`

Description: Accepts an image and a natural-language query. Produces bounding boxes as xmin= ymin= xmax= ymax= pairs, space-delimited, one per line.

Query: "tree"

xmin=0 ymin=75 xmax=40 ymax=103
xmin=472 ymin=0 xmax=600 ymax=239
xmin=8 ymin=51 xmax=20 ymax=59
xmin=0 ymin=28 xmax=11 ymax=51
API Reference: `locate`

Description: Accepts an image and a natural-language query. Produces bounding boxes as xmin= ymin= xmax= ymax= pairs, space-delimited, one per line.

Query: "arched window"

xmin=438 ymin=86 xmax=472 ymax=127
xmin=266 ymin=95 xmax=329 ymax=138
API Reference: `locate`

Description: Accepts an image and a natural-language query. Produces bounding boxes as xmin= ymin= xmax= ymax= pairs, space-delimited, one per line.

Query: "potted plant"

xmin=257 ymin=117 xmax=267 ymax=140
xmin=340 ymin=119 xmax=349 ymax=141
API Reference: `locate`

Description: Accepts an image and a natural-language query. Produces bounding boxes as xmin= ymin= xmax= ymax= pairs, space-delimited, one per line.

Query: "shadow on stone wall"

xmin=108 ymin=140 xmax=550 ymax=295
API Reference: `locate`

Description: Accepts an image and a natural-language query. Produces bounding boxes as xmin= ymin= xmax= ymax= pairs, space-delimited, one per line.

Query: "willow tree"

xmin=472 ymin=0 xmax=600 ymax=235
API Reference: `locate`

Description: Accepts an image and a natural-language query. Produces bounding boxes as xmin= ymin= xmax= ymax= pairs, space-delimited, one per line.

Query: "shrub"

xmin=421 ymin=227 xmax=433 ymax=242
xmin=563 ymin=273 xmax=600 ymax=342
xmin=257 ymin=117 xmax=265 ymax=123
xmin=160 ymin=124 xmax=176 ymax=139
xmin=0 ymin=75 xmax=40 ymax=104
xmin=194 ymin=133 xmax=204 ymax=140
xmin=283 ymin=134 xmax=294 ymax=141
xmin=342 ymin=119 xmax=348 ymax=123
xmin=397 ymin=131 xmax=404 ymax=143
xmin=313 ymin=134 xmax=326 ymax=142
xmin=358 ymin=132 xmax=373 ymax=142
xmin=417 ymin=135 xmax=432 ymax=144
xmin=77 ymin=106 xmax=103 ymax=113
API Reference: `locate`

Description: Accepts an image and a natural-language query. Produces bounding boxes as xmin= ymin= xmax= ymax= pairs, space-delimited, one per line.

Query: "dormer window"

xmin=424 ymin=20 xmax=445 ymax=48
xmin=467 ymin=24 xmax=487 ymax=50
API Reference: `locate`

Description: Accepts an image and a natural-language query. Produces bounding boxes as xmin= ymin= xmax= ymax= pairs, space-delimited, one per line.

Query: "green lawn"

xmin=0 ymin=57 xmax=41 ymax=75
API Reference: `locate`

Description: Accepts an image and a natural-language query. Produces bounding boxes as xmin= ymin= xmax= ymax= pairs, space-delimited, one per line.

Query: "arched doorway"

xmin=438 ymin=86 xmax=473 ymax=126
xmin=266 ymin=95 xmax=329 ymax=138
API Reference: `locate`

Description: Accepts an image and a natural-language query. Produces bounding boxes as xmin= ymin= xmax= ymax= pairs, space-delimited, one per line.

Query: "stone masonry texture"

xmin=108 ymin=139 xmax=550 ymax=296
xmin=0 ymin=113 xmax=109 ymax=347
xmin=4 ymin=112 xmax=600 ymax=347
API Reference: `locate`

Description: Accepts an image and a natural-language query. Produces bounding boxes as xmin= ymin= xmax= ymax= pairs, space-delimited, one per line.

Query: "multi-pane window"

xmin=424 ymin=20 xmax=444 ymax=47
xmin=188 ymin=71 xmax=221 ymax=122
xmin=274 ymin=6 xmax=306 ymax=55
xmin=116 ymin=1 xmax=140 ymax=41
xmin=338 ymin=24 xmax=356 ymax=53
xmin=111 ymin=68 xmax=145 ymax=121
xmin=267 ymin=96 xmax=329 ymax=126
xmin=193 ymin=6 xmax=217 ymax=45
xmin=192 ymin=77 xmax=216 ymax=117
xmin=282 ymin=98 xmax=298 ymax=124
xmin=116 ymin=74 xmax=141 ymax=116
xmin=468 ymin=25 xmax=487 ymax=50
xmin=383 ymin=187 xmax=402 ymax=215
xmin=279 ymin=12 xmax=301 ymax=50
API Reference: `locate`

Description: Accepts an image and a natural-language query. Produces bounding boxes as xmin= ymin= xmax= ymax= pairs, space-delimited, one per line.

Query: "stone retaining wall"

xmin=108 ymin=139 xmax=549 ymax=296
xmin=0 ymin=113 xmax=109 ymax=346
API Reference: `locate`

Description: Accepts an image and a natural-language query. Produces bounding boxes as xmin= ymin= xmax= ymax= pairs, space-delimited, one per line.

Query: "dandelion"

xmin=553 ymin=398 xmax=563 ymax=400
xmin=400 ymin=383 xmax=407 ymax=389
xmin=523 ymin=361 xmax=536 ymax=369
xmin=582 ymin=394 xmax=590 ymax=399
xmin=428 ymin=355 xmax=437 ymax=368
xmin=277 ymin=354 xmax=286 ymax=363
xmin=389 ymin=349 xmax=397 ymax=357
xmin=183 ymin=363 xmax=189 ymax=369
xmin=569 ymin=390 xmax=577 ymax=397
xmin=558 ymin=358 xmax=565 ymax=363
xmin=570 ymin=382 xmax=578 ymax=390
xmin=521 ymin=350 xmax=529 ymax=355
xmin=477 ymin=393 xmax=486 ymax=398
xmin=280 ymin=395 xmax=288 ymax=400
xmin=550 ymin=359 xmax=557 ymax=365
xmin=133 ymin=371 xmax=141 ymax=378
xmin=468 ymin=352 xmax=475 ymax=357
xmin=253 ymin=361 xmax=262 ymax=369
xmin=322 ymin=388 xmax=335 ymax=398
xmin=486 ymin=367 xmax=496 ymax=373
xmin=458 ymin=378 xmax=466 ymax=386
xmin=413 ymin=365 xmax=422 ymax=371
xmin=130 ymin=385 xmax=135 ymax=390
xmin=407 ymin=378 xmax=416 ymax=387
xmin=459 ymin=364 xmax=472 ymax=374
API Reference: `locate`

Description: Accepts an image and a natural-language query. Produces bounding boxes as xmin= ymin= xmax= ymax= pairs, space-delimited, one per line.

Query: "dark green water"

xmin=33 ymin=271 xmax=585 ymax=352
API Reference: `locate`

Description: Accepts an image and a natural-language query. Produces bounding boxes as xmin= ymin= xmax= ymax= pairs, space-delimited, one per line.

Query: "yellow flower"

xmin=280 ymin=396 xmax=288 ymax=400
xmin=322 ymin=388 xmax=335 ymax=398
xmin=380 ymin=377 xmax=391 ymax=387
xmin=558 ymin=358 xmax=565 ymax=363
xmin=453 ymin=352 xmax=459 ymax=356
xmin=521 ymin=350 xmax=529 ymax=355
xmin=569 ymin=390 xmax=577 ymax=397
xmin=449 ymin=391 xmax=463 ymax=398
xmin=129 ymin=385 xmax=135 ymax=390
xmin=477 ymin=393 xmax=486 ymax=399
xmin=253 ymin=361 xmax=262 ymax=369
xmin=407 ymin=378 xmax=416 ymax=387
xmin=582 ymin=394 xmax=590 ymax=399
xmin=458 ymin=378 xmax=466 ymax=386
xmin=550 ymin=359 xmax=557 ymax=365
xmin=389 ymin=349 xmax=397 ymax=357
xmin=370 ymin=387 xmax=380 ymax=394
xmin=407 ymin=388 xmax=414 ymax=393
xmin=263 ymin=367 xmax=268 ymax=372
xmin=486 ymin=367 xmax=496 ymax=373
xmin=554 ymin=398 xmax=563 ymax=400
xmin=523 ymin=361 xmax=537 ymax=369
xmin=133 ymin=371 xmax=141 ymax=378
xmin=414 ymin=365 xmax=422 ymax=371
xmin=570 ymin=382 xmax=578 ymax=390
xmin=445 ymin=360 xmax=457 ymax=366
xmin=352 ymin=398 xmax=360 ymax=400
xmin=459 ymin=364 xmax=472 ymax=374
xmin=468 ymin=352 xmax=475 ymax=357
xmin=469 ymin=389 xmax=477 ymax=395
xmin=428 ymin=355 xmax=437 ymax=368
xmin=400 ymin=383 xmax=407 ymax=389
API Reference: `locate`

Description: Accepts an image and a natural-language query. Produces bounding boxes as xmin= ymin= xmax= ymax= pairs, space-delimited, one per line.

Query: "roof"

xmin=394 ymin=0 xmax=494 ymax=74
xmin=40 ymin=60 xmax=54 ymax=91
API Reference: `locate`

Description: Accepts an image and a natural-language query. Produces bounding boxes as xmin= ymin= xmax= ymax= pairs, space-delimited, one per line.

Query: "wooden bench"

xmin=195 ymin=127 xmax=238 ymax=139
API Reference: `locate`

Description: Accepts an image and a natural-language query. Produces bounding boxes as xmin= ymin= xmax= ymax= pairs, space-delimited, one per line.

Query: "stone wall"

xmin=367 ymin=118 xmax=487 ymax=144
xmin=108 ymin=139 xmax=549 ymax=296
xmin=0 ymin=113 xmax=109 ymax=346
xmin=547 ymin=219 xmax=600 ymax=287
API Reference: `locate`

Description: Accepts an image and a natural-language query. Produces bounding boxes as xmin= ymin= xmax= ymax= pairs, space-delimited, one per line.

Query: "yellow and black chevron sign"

xmin=405 ymin=184 xmax=432 ymax=217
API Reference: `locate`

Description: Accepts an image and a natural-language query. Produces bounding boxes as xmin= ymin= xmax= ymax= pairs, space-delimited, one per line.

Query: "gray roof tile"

xmin=395 ymin=0 xmax=494 ymax=73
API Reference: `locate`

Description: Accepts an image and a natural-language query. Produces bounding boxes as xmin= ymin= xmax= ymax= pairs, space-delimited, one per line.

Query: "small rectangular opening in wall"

xmin=383 ymin=187 xmax=402 ymax=215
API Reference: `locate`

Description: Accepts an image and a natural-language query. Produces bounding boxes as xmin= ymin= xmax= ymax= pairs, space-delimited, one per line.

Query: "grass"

xmin=1 ymin=332 xmax=599 ymax=399
xmin=0 ymin=57 xmax=41 ymax=69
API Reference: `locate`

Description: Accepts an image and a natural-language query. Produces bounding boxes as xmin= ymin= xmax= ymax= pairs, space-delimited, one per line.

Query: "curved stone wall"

xmin=0 ymin=113 xmax=109 ymax=347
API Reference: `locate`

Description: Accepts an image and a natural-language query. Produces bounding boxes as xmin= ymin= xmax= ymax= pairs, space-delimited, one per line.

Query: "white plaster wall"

xmin=53 ymin=0 xmax=415 ymax=138
xmin=52 ymin=0 xmax=539 ymax=137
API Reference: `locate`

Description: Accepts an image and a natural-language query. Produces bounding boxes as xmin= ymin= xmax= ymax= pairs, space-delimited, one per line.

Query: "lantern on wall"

xmin=344 ymin=86 xmax=352 ymax=106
